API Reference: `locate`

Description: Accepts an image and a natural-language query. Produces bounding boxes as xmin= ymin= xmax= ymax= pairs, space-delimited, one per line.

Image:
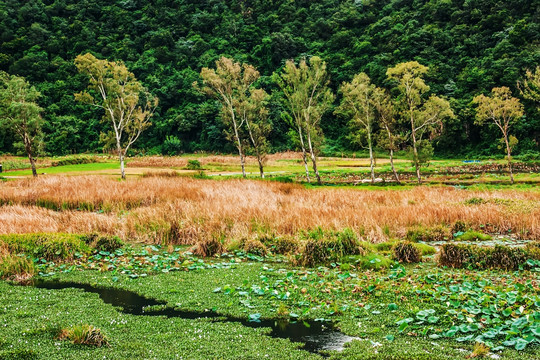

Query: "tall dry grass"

xmin=0 ymin=176 xmax=539 ymax=244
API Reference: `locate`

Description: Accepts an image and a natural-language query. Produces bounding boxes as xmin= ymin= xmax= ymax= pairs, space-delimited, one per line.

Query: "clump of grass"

xmin=467 ymin=342 xmax=490 ymax=358
xmin=191 ymin=236 xmax=224 ymax=257
xmin=243 ymin=239 xmax=267 ymax=256
xmin=271 ymin=236 xmax=299 ymax=255
xmin=393 ymin=241 xmax=422 ymax=263
xmin=82 ymin=233 xmax=124 ymax=252
xmin=454 ymin=230 xmax=492 ymax=241
xmin=451 ymin=220 xmax=468 ymax=233
xmin=406 ymin=225 xmax=451 ymax=242
xmin=0 ymin=254 xmax=36 ymax=281
xmin=58 ymin=325 xmax=109 ymax=347
xmin=301 ymin=240 xmax=331 ymax=267
xmin=0 ymin=233 xmax=92 ymax=260
xmin=464 ymin=197 xmax=487 ymax=205
xmin=300 ymin=228 xmax=367 ymax=266
xmin=438 ymin=243 xmax=532 ymax=270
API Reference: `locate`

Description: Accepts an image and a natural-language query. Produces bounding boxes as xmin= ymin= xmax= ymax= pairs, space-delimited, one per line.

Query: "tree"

xmin=387 ymin=61 xmax=453 ymax=183
xmin=243 ymin=88 xmax=271 ymax=178
xmin=519 ymin=66 xmax=540 ymax=107
xmin=336 ymin=73 xmax=377 ymax=183
xmin=372 ymin=86 xmax=402 ymax=183
xmin=473 ymin=87 xmax=524 ymax=184
xmin=197 ymin=57 xmax=268 ymax=178
xmin=74 ymin=53 xmax=157 ymax=180
xmin=0 ymin=72 xmax=43 ymax=177
xmin=278 ymin=56 xmax=334 ymax=184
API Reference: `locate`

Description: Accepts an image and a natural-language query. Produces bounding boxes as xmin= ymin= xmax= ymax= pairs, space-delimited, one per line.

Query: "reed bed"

xmin=0 ymin=176 xmax=538 ymax=244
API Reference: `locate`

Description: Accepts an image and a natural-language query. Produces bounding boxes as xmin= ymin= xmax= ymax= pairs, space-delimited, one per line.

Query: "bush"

xmin=243 ymin=239 xmax=267 ymax=256
xmin=393 ymin=241 xmax=422 ymax=263
xmin=58 ymin=325 xmax=109 ymax=347
xmin=162 ymin=135 xmax=182 ymax=156
xmin=0 ymin=233 xmax=93 ymax=260
xmin=186 ymin=159 xmax=202 ymax=170
xmin=272 ymin=236 xmax=299 ymax=255
xmin=406 ymin=225 xmax=450 ymax=242
xmin=191 ymin=236 xmax=224 ymax=257
xmin=51 ymin=156 xmax=96 ymax=167
xmin=451 ymin=220 xmax=468 ymax=233
xmin=438 ymin=243 xmax=533 ymax=270
xmin=0 ymin=254 xmax=35 ymax=281
xmin=82 ymin=233 xmax=124 ymax=252
xmin=301 ymin=239 xmax=331 ymax=267
xmin=413 ymin=242 xmax=436 ymax=256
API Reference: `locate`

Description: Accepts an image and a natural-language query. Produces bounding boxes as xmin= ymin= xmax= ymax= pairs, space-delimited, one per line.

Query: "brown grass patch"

xmin=0 ymin=176 xmax=539 ymax=245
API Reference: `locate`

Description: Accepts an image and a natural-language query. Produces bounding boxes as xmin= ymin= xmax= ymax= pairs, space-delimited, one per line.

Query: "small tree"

xmin=0 ymin=72 xmax=43 ymax=177
xmin=74 ymin=53 xmax=157 ymax=179
xmin=372 ymin=86 xmax=402 ymax=183
xmin=278 ymin=56 xmax=334 ymax=184
xmin=336 ymin=72 xmax=377 ymax=183
xmin=519 ymin=66 xmax=540 ymax=108
xmin=387 ymin=61 xmax=453 ymax=183
xmin=197 ymin=57 xmax=269 ymax=178
xmin=243 ymin=88 xmax=271 ymax=178
xmin=473 ymin=87 xmax=524 ymax=183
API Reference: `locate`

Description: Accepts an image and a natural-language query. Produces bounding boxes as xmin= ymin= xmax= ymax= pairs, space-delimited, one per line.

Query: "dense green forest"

xmin=0 ymin=0 xmax=539 ymax=157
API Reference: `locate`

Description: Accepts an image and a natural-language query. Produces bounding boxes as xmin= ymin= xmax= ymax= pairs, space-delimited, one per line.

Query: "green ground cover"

xmin=2 ymin=243 xmax=540 ymax=359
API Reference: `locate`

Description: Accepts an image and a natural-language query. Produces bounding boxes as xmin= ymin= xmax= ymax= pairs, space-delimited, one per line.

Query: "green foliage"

xmin=355 ymin=253 xmax=394 ymax=270
xmin=0 ymin=254 xmax=36 ymax=280
xmin=82 ymin=233 xmax=124 ymax=252
xmin=186 ymin=159 xmax=202 ymax=170
xmin=51 ymin=156 xmax=96 ymax=167
xmin=0 ymin=233 xmax=93 ymax=260
xmin=438 ymin=243 xmax=536 ymax=270
xmin=392 ymin=241 xmax=422 ymax=263
xmin=162 ymin=135 xmax=182 ymax=156
xmin=243 ymin=239 xmax=268 ymax=256
xmin=406 ymin=225 xmax=451 ymax=242
xmin=453 ymin=231 xmax=492 ymax=242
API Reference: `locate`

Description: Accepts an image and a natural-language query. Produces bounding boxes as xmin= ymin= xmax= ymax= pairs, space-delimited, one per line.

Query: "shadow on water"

xmin=32 ymin=280 xmax=358 ymax=355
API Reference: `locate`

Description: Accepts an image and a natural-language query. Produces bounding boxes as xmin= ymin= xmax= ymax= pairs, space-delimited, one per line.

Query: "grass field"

xmin=1 ymin=153 xmax=539 ymax=359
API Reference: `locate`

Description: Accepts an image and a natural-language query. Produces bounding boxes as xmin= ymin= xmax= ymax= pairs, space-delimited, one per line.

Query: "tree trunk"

xmin=297 ymin=124 xmax=311 ymax=182
xmin=230 ymin=106 xmax=246 ymax=178
xmin=504 ymin=133 xmax=514 ymax=184
xmin=24 ymin=139 xmax=37 ymax=178
xmin=238 ymin=147 xmax=246 ymax=178
xmin=306 ymin=131 xmax=321 ymax=184
xmin=256 ymin=153 xmax=265 ymax=178
xmin=389 ymin=148 xmax=400 ymax=184
xmin=411 ymin=127 xmax=421 ymax=184
xmin=368 ymin=130 xmax=375 ymax=183
xmin=119 ymin=152 xmax=126 ymax=180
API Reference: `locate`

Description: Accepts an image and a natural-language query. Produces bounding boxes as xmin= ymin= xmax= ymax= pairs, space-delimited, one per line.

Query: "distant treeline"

xmin=0 ymin=0 xmax=538 ymax=157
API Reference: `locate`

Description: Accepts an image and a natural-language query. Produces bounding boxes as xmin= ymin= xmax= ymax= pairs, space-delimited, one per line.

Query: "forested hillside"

xmin=1 ymin=0 xmax=539 ymax=157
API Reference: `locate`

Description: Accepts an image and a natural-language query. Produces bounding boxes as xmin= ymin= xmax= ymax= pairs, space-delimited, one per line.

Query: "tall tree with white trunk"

xmin=278 ymin=56 xmax=334 ymax=184
xmin=387 ymin=61 xmax=453 ymax=183
xmin=74 ymin=53 xmax=157 ymax=180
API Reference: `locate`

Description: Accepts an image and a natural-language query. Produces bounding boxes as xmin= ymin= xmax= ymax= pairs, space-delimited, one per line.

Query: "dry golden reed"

xmin=0 ymin=176 xmax=539 ymax=244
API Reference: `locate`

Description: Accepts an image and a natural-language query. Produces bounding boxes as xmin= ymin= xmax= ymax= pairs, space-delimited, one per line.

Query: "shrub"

xmin=393 ymin=241 xmax=422 ymax=263
xmin=373 ymin=240 xmax=397 ymax=253
xmin=0 ymin=233 xmax=92 ymax=260
xmin=51 ymin=156 xmax=95 ymax=167
xmin=58 ymin=325 xmax=109 ymax=347
xmin=406 ymin=225 xmax=450 ymax=242
xmin=272 ymin=236 xmax=299 ymax=255
xmin=301 ymin=240 xmax=332 ymax=267
xmin=438 ymin=243 xmax=532 ymax=270
xmin=186 ymin=159 xmax=202 ymax=170
xmin=451 ymin=220 xmax=468 ymax=233
xmin=162 ymin=135 xmax=182 ymax=156
xmin=0 ymin=254 xmax=35 ymax=281
xmin=82 ymin=233 xmax=124 ymax=252
xmin=191 ymin=236 xmax=224 ymax=257
xmin=243 ymin=239 xmax=267 ymax=256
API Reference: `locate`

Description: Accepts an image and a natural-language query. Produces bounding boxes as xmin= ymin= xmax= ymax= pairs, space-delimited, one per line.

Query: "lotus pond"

xmin=2 ymin=245 xmax=540 ymax=359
